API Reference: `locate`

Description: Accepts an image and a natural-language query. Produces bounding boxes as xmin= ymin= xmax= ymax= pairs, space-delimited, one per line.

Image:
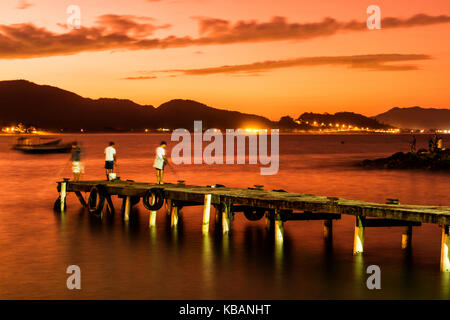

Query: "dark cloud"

xmin=141 ymin=54 xmax=431 ymax=76
xmin=95 ymin=15 xmax=169 ymax=37
xmin=0 ymin=13 xmax=448 ymax=59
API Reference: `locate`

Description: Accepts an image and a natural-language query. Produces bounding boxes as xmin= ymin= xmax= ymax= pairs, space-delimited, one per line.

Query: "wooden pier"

xmin=55 ymin=179 xmax=450 ymax=272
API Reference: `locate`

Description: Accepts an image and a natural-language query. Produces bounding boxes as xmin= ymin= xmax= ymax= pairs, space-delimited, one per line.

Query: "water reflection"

xmin=1 ymin=134 xmax=450 ymax=298
xmin=441 ymin=272 xmax=450 ymax=299
xmin=201 ymin=234 xmax=214 ymax=297
xmin=353 ymin=254 xmax=366 ymax=296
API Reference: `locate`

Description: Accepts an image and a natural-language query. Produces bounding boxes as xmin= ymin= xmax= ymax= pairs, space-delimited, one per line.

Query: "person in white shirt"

xmin=153 ymin=141 xmax=168 ymax=184
xmin=104 ymin=141 xmax=117 ymax=181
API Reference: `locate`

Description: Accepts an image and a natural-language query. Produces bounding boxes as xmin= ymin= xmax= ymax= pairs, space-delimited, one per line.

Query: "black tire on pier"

xmin=87 ymin=185 xmax=106 ymax=215
xmin=243 ymin=208 xmax=266 ymax=221
xmin=143 ymin=188 xmax=165 ymax=211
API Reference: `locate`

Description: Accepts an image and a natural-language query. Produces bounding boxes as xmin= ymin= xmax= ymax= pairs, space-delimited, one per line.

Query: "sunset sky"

xmin=1 ymin=0 xmax=450 ymax=120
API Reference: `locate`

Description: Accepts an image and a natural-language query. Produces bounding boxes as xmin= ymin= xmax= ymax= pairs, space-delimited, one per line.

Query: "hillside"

xmin=298 ymin=111 xmax=391 ymax=130
xmin=0 ymin=80 xmax=275 ymax=131
xmin=375 ymin=107 xmax=450 ymax=130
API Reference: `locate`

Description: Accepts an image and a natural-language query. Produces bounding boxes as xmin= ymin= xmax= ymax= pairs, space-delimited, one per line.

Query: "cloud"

xmin=192 ymin=14 xmax=450 ymax=45
xmin=0 ymin=14 xmax=171 ymax=59
xmin=17 ymin=0 xmax=32 ymax=10
xmin=138 ymin=54 xmax=431 ymax=76
xmin=95 ymin=14 xmax=170 ymax=37
xmin=0 ymin=13 xmax=448 ymax=59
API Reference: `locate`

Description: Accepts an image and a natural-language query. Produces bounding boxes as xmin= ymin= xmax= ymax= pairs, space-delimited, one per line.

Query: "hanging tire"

xmin=143 ymin=188 xmax=165 ymax=211
xmin=243 ymin=208 xmax=266 ymax=221
xmin=53 ymin=197 xmax=67 ymax=212
xmin=88 ymin=185 xmax=106 ymax=215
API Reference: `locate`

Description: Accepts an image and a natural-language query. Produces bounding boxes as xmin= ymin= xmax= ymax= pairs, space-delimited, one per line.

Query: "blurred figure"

xmin=105 ymin=141 xmax=117 ymax=181
xmin=71 ymin=141 xmax=83 ymax=181
xmin=428 ymin=137 xmax=435 ymax=153
xmin=153 ymin=141 xmax=168 ymax=184
xmin=410 ymin=135 xmax=416 ymax=153
xmin=437 ymin=136 xmax=443 ymax=150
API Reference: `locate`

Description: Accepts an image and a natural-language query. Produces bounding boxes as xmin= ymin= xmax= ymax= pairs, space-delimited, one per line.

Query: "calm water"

xmin=0 ymin=133 xmax=449 ymax=299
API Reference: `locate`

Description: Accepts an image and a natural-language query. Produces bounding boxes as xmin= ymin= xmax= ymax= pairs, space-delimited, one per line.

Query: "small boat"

xmin=11 ymin=137 xmax=74 ymax=154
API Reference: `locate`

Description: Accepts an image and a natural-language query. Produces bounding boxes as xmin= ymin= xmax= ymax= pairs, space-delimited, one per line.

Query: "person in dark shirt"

xmin=71 ymin=141 xmax=83 ymax=181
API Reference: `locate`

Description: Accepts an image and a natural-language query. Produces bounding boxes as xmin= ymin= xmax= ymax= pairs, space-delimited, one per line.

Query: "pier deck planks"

xmin=58 ymin=180 xmax=450 ymax=225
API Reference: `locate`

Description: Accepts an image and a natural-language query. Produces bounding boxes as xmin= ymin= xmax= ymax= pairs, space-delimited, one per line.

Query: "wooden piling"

xmin=353 ymin=216 xmax=365 ymax=255
xmin=274 ymin=210 xmax=284 ymax=243
xmin=74 ymin=191 xmax=86 ymax=207
xmin=60 ymin=181 xmax=67 ymax=212
xmin=441 ymin=225 xmax=450 ymax=272
xmin=124 ymin=196 xmax=131 ymax=221
xmin=171 ymin=205 xmax=179 ymax=228
xmin=166 ymin=199 xmax=172 ymax=216
xmin=105 ymin=194 xmax=115 ymax=214
xmin=149 ymin=210 xmax=157 ymax=228
xmin=214 ymin=205 xmax=221 ymax=225
xmin=265 ymin=212 xmax=274 ymax=231
xmin=324 ymin=219 xmax=333 ymax=242
xmin=202 ymin=194 xmax=212 ymax=234
xmin=222 ymin=203 xmax=231 ymax=234
xmin=401 ymin=226 xmax=413 ymax=250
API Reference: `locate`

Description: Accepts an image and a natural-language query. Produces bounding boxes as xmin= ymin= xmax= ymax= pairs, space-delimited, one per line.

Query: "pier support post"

xmin=441 ymin=225 xmax=450 ymax=272
xmin=222 ymin=203 xmax=231 ymax=234
xmin=149 ymin=210 xmax=157 ymax=228
xmin=401 ymin=226 xmax=413 ymax=250
xmin=265 ymin=212 xmax=275 ymax=231
xmin=353 ymin=216 xmax=365 ymax=255
xmin=324 ymin=219 xmax=333 ymax=243
xmin=124 ymin=196 xmax=131 ymax=221
xmin=202 ymin=194 xmax=212 ymax=234
xmin=60 ymin=180 xmax=67 ymax=212
xmin=171 ymin=205 xmax=179 ymax=228
xmin=105 ymin=194 xmax=115 ymax=214
xmin=74 ymin=191 xmax=87 ymax=207
xmin=274 ymin=210 xmax=284 ymax=243
xmin=166 ymin=199 xmax=172 ymax=216
xmin=214 ymin=205 xmax=221 ymax=225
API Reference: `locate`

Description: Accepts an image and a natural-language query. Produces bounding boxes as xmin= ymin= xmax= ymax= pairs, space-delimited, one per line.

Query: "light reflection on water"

xmin=0 ymin=133 xmax=449 ymax=299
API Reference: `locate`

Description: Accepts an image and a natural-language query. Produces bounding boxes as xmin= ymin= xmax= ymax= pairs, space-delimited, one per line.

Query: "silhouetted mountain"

xmin=278 ymin=116 xmax=310 ymax=130
xmin=375 ymin=107 xmax=450 ymax=129
xmin=298 ymin=112 xmax=390 ymax=129
xmin=0 ymin=80 xmax=156 ymax=131
xmin=0 ymin=80 xmax=275 ymax=131
xmin=153 ymin=99 xmax=273 ymax=130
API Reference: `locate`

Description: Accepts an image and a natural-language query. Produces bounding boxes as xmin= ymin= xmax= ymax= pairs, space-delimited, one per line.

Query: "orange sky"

xmin=1 ymin=0 xmax=449 ymax=120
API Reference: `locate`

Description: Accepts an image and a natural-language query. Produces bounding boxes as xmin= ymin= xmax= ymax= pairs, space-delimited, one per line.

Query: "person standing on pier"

xmin=71 ymin=141 xmax=83 ymax=181
xmin=153 ymin=141 xmax=168 ymax=184
xmin=105 ymin=141 xmax=117 ymax=181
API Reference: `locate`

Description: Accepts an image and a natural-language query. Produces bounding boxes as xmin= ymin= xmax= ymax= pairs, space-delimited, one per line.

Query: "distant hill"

xmin=298 ymin=111 xmax=391 ymax=129
xmin=375 ymin=107 xmax=450 ymax=130
xmin=0 ymin=80 xmax=156 ymax=131
xmin=153 ymin=99 xmax=273 ymax=130
xmin=0 ymin=80 xmax=275 ymax=131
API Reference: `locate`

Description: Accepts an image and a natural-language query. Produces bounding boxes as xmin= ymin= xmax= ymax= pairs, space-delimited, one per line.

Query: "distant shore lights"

xmin=170 ymin=121 xmax=279 ymax=175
